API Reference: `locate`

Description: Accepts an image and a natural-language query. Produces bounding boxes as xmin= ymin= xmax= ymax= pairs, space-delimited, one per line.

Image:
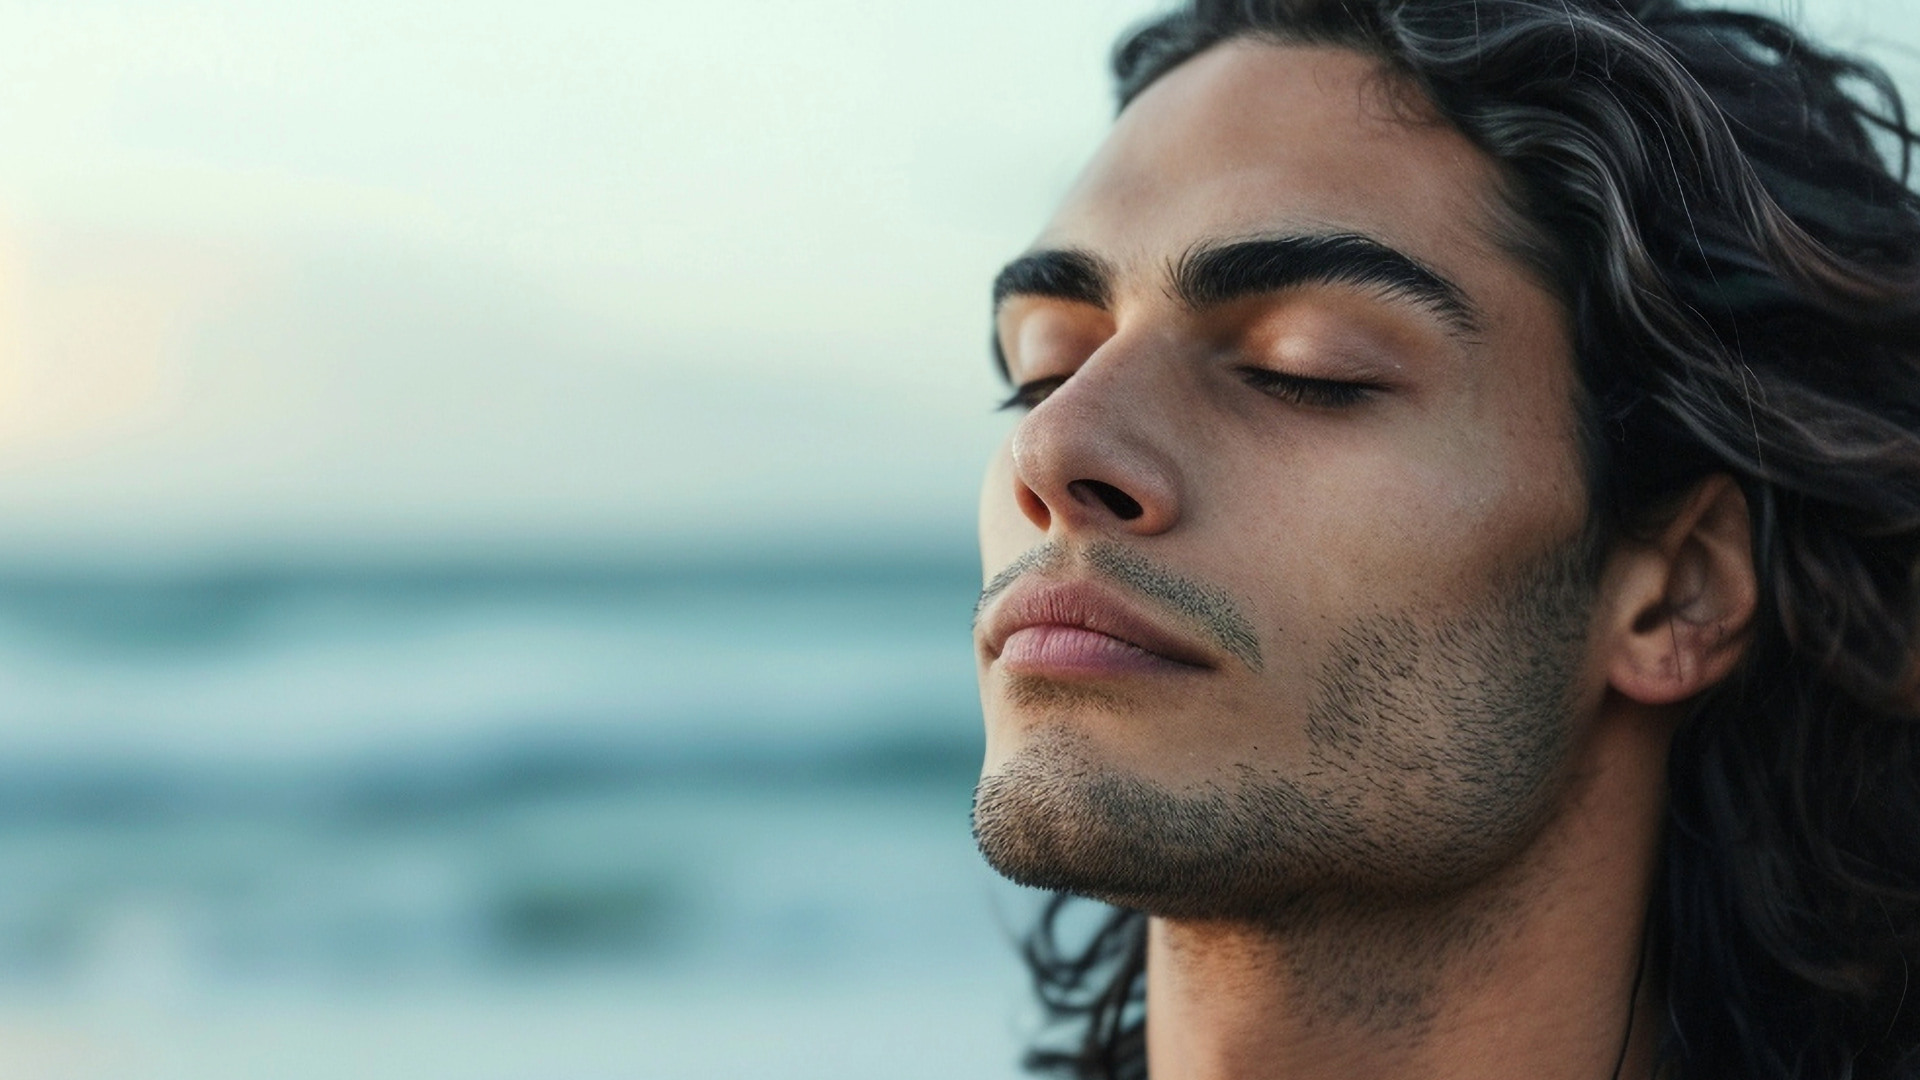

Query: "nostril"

xmin=1068 ymin=479 xmax=1144 ymax=521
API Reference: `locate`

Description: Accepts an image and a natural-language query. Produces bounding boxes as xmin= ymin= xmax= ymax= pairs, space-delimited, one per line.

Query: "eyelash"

xmin=1236 ymin=367 xmax=1380 ymax=408
xmin=995 ymin=370 xmax=1377 ymax=412
xmin=996 ymin=376 xmax=1066 ymax=412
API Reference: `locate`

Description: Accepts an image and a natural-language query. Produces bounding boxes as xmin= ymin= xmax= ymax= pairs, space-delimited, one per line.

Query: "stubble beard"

xmin=970 ymin=539 xmax=1597 ymax=924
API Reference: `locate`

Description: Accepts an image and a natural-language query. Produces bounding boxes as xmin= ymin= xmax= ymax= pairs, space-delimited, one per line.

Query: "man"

xmin=968 ymin=1 xmax=1920 ymax=1079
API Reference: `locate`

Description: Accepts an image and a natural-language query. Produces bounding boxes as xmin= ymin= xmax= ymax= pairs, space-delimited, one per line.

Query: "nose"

xmin=1008 ymin=345 xmax=1184 ymax=538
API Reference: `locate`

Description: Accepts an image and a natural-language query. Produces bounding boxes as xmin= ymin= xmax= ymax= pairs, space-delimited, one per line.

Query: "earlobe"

xmin=1602 ymin=475 xmax=1759 ymax=706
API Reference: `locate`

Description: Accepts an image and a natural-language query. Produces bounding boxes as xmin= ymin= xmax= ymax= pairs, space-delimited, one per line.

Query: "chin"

xmin=971 ymin=704 xmax=1568 ymax=919
xmin=970 ymin=724 xmax=1362 ymax=919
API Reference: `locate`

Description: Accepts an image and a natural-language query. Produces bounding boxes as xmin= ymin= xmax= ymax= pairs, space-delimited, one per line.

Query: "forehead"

xmin=1043 ymin=41 xmax=1518 ymax=285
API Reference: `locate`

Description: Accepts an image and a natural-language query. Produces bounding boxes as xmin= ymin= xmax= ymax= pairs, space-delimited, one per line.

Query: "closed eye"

xmin=997 ymin=376 xmax=1068 ymax=412
xmin=1238 ymin=367 xmax=1380 ymax=408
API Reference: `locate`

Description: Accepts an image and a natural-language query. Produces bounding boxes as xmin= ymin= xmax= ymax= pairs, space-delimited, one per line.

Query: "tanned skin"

xmin=973 ymin=43 xmax=1757 ymax=1080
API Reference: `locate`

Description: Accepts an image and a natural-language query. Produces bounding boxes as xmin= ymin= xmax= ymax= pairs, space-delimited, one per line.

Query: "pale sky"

xmin=0 ymin=0 xmax=1910 ymax=564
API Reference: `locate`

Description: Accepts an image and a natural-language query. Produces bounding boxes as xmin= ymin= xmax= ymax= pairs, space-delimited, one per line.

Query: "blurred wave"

xmin=0 ymin=554 xmax=1031 ymax=1080
xmin=0 ymin=553 xmax=983 ymax=760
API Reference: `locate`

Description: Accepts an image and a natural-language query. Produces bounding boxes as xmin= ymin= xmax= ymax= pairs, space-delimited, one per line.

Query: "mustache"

xmin=974 ymin=541 xmax=1264 ymax=671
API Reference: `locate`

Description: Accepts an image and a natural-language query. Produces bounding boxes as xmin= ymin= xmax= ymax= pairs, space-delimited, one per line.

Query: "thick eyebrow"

xmin=1172 ymin=232 xmax=1482 ymax=338
xmin=989 ymin=249 xmax=1115 ymax=379
xmin=992 ymin=248 xmax=1113 ymax=312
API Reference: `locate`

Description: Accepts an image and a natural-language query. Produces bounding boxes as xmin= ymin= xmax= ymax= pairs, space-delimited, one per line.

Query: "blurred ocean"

xmin=0 ymin=554 xmax=1041 ymax=1080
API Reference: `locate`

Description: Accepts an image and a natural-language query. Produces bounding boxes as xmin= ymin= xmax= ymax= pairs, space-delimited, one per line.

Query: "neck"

xmin=1144 ymin=706 xmax=1670 ymax=1080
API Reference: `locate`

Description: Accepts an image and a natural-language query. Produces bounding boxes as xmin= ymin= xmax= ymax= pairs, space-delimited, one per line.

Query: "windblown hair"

xmin=1019 ymin=1 xmax=1920 ymax=1078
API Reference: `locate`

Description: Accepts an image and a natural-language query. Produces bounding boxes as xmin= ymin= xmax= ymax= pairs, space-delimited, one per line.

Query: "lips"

xmin=982 ymin=580 xmax=1215 ymax=677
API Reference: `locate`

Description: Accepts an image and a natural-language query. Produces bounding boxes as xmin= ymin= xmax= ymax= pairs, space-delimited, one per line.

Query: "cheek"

xmin=1255 ymin=423 xmax=1586 ymax=616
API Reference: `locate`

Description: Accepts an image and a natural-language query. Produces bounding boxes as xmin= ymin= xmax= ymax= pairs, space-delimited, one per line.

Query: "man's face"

xmin=972 ymin=42 xmax=1608 ymax=916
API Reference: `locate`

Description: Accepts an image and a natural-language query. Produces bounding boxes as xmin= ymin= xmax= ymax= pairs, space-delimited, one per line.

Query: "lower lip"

xmin=997 ymin=625 xmax=1200 ymax=677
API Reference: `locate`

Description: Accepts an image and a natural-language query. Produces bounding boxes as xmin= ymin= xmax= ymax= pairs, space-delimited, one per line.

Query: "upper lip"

xmin=980 ymin=579 xmax=1217 ymax=669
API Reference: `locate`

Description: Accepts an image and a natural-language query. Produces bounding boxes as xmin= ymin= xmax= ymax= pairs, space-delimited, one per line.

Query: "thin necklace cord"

xmin=1609 ymin=927 xmax=1651 ymax=1080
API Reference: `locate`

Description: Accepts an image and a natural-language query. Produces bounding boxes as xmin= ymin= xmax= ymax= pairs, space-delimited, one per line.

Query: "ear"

xmin=1599 ymin=474 xmax=1759 ymax=706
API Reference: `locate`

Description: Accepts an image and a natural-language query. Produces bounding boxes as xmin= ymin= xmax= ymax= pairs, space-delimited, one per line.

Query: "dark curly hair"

xmin=1015 ymin=2 xmax=1920 ymax=1078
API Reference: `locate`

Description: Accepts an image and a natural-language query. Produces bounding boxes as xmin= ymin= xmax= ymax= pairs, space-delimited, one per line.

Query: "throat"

xmin=1141 ymin=858 xmax=1659 ymax=1080
xmin=1144 ymin=885 xmax=1520 ymax=1069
